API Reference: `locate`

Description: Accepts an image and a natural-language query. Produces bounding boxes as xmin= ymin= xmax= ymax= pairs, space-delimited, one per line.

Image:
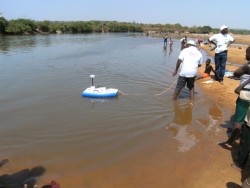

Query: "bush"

xmin=6 ymin=19 xmax=35 ymax=34
xmin=0 ymin=17 xmax=8 ymax=33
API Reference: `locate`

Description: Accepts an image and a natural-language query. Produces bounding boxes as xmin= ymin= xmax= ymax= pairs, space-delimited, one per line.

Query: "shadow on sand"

xmin=0 ymin=158 xmax=53 ymax=188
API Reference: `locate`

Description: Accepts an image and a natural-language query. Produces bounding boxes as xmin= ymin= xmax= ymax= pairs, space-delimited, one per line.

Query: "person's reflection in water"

xmin=166 ymin=100 xmax=197 ymax=152
xmin=173 ymin=101 xmax=193 ymax=125
xmin=169 ymin=46 xmax=173 ymax=55
xmin=207 ymin=104 xmax=223 ymax=132
xmin=163 ymin=44 xmax=167 ymax=56
xmin=209 ymin=104 xmax=222 ymax=120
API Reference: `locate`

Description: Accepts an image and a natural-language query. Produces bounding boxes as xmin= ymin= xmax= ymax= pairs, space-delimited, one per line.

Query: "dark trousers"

xmin=238 ymin=123 xmax=250 ymax=168
xmin=214 ymin=51 xmax=227 ymax=81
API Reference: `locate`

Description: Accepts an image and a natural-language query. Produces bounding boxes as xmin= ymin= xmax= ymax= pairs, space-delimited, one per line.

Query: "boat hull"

xmin=82 ymin=86 xmax=118 ymax=98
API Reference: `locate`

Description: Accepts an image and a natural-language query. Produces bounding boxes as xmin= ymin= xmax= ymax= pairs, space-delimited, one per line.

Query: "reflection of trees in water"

xmin=0 ymin=36 xmax=11 ymax=53
xmin=0 ymin=35 xmax=52 ymax=54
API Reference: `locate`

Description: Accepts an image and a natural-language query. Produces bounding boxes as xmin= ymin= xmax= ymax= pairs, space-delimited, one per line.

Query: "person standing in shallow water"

xmin=169 ymin=38 xmax=173 ymax=48
xmin=172 ymin=40 xmax=203 ymax=100
xmin=163 ymin=34 xmax=168 ymax=46
xmin=208 ymin=25 xmax=234 ymax=84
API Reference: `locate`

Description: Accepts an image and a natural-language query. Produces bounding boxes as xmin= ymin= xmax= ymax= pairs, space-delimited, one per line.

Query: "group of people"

xmin=171 ymin=24 xmax=250 ymax=183
xmin=172 ymin=25 xmax=234 ymax=100
xmin=163 ymin=34 xmax=173 ymax=48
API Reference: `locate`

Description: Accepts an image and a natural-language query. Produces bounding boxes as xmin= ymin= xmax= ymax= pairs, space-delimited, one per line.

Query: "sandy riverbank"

xmin=197 ymin=39 xmax=248 ymax=110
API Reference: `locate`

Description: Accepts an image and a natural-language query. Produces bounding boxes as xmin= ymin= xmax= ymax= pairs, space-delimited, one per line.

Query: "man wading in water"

xmin=172 ymin=40 xmax=203 ymax=100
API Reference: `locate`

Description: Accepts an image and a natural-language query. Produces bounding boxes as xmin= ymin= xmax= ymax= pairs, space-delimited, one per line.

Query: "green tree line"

xmin=0 ymin=17 xmax=144 ymax=34
xmin=0 ymin=16 xmax=250 ymax=35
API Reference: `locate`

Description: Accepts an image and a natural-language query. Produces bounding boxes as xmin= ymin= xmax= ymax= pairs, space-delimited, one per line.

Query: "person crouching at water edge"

xmin=172 ymin=40 xmax=203 ymax=100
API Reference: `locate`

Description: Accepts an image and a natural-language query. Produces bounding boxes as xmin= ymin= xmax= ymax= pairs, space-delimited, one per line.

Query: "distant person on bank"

xmin=163 ymin=34 xmax=168 ymax=46
xmin=208 ymin=25 xmax=234 ymax=84
xmin=180 ymin=36 xmax=187 ymax=50
xmin=172 ymin=40 xmax=203 ymax=100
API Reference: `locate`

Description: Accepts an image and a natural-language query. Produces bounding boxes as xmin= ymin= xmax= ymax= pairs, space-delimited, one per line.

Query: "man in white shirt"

xmin=172 ymin=40 xmax=203 ymax=100
xmin=208 ymin=25 xmax=234 ymax=84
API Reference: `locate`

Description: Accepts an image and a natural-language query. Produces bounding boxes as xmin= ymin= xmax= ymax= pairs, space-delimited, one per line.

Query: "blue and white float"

xmin=82 ymin=75 xmax=118 ymax=98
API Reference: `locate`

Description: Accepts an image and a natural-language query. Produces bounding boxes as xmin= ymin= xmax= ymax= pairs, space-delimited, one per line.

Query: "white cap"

xmin=220 ymin=25 xmax=228 ymax=31
xmin=187 ymin=40 xmax=196 ymax=46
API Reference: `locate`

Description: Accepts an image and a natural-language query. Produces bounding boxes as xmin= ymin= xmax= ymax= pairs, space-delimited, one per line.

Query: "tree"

xmin=0 ymin=16 xmax=8 ymax=33
xmin=6 ymin=19 xmax=36 ymax=34
xmin=200 ymin=26 xmax=212 ymax=34
xmin=37 ymin=21 xmax=50 ymax=32
xmin=80 ymin=22 xmax=93 ymax=33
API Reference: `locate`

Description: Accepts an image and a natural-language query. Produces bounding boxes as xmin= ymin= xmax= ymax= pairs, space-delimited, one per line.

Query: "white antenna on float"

xmin=82 ymin=75 xmax=118 ymax=98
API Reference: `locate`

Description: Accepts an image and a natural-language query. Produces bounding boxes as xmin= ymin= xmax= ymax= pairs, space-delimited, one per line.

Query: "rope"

xmin=154 ymin=79 xmax=178 ymax=96
xmin=118 ymin=91 xmax=148 ymax=96
xmin=118 ymin=78 xmax=178 ymax=96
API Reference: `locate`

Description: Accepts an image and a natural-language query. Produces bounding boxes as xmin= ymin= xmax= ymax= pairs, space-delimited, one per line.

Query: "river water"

xmin=0 ymin=33 xmax=231 ymax=187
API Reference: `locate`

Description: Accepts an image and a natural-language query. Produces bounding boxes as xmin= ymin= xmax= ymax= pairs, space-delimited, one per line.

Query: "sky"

xmin=0 ymin=0 xmax=250 ymax=30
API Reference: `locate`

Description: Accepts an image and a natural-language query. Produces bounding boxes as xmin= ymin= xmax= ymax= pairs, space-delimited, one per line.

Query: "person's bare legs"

xmin=173 ymin=91 xmax=180 ymax=100
xmin=218 ymin=122 xmax=241 ymax=148
xmin=225 ymin=122 xmax=242 ymax=147
xmin=190 ymin=88 xmax=194 ymax=100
